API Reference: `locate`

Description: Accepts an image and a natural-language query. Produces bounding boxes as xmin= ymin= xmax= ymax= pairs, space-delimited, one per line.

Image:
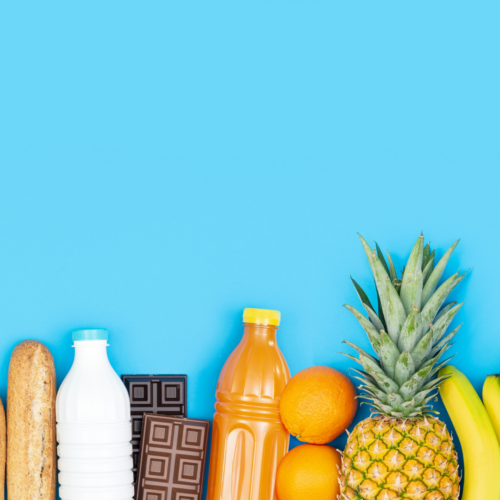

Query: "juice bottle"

xmin=207 ymin=308 xmax=290 ymax=500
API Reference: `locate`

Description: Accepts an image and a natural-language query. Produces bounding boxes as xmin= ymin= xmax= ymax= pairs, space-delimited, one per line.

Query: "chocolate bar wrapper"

xmin=136 ymin=414 xmax=210 ymax=500
xmin=121 ymin=374 xmax=187 ymax=476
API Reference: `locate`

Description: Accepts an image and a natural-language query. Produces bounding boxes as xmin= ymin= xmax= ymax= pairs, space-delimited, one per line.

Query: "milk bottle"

xmin=56 ymin=329 xmax=134 ymax=500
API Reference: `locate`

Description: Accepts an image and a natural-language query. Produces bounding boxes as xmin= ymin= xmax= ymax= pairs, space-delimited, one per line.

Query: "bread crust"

xmin=0 ymin=398 xmax=5 ymax=500
xmin=7 ymin=340 xmax=56 ymax=500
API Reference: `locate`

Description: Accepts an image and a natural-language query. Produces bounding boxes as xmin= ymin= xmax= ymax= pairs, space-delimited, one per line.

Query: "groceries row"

xmin=2 ymin=233 xmax=500 ymax=500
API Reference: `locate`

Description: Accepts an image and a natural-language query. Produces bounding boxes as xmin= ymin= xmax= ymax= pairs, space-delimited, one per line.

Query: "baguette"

xmin=7 ymin=340 xmax=56 ymax=500
xmin=0 ymin=398 xmax=5 ymax=500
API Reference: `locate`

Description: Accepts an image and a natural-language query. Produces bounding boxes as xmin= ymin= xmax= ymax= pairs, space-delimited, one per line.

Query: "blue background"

xmin=1 ymin=1 xmax=499 ymax=498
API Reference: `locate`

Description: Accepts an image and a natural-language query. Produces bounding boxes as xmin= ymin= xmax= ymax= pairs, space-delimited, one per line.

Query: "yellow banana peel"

xmin=439 ymin=365 xmax=500 ymax=500
xmin=483 ymin=375 xmax=500 ymax=443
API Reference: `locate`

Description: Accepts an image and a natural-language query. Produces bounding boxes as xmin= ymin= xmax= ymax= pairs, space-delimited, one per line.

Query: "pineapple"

xmin=340 ymin=234 xmax=465 ymax=500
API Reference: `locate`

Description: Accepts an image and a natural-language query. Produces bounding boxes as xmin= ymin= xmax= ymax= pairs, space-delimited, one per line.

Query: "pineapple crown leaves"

xmin=343 ymin=234 xmax=467 ymax=418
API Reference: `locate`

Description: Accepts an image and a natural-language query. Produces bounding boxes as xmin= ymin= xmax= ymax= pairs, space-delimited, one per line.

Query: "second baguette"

xmin=0 ymin=398 xmax=5 ymax=500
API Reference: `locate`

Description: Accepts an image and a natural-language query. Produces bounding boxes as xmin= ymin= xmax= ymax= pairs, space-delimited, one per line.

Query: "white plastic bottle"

xmin=56 ymin=329 xmax=134 ymax=500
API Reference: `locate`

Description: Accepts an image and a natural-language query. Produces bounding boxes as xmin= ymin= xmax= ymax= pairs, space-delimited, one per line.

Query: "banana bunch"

xmin=440 ymin=366 xmax=500 ymax=499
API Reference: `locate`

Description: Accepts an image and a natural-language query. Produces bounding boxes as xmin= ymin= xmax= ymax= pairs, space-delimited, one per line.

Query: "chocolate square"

xmin=121 ymin=374 xmax=187 ymax=479
xmin=136 ymin=414 xmax=209 ymax=500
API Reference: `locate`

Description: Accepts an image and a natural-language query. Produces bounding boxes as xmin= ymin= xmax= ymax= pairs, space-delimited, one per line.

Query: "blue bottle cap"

xmin=72 ymin=328 xmax=108 ymax=341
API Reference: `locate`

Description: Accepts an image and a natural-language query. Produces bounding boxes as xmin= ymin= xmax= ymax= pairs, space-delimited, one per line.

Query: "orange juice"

xmin=207 ymin=308 xmax=291 ymax=500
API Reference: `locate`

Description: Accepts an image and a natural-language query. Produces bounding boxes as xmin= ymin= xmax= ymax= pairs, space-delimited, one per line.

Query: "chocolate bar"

xmin=136 ymin=414 xmax=209 ymax=500
xmin=121 ymin=375 xmax=187 ymax=476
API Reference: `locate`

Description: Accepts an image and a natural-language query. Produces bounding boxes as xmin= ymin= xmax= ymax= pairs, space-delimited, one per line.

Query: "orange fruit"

xmin=279 ymin=365 xmax=357 ymax=444
xmin=276 ymin=444 xmax=342 ymax=500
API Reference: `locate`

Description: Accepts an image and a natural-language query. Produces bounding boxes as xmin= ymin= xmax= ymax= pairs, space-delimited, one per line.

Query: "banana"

xmin=483 ymin=375 xmax=500 ymax=442
xmin=439 ymin=365 xmax=500 ymax=500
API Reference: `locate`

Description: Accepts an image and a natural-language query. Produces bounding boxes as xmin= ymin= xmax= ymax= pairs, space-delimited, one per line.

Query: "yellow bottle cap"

xmin=243 ymin=308 xmax=281 ymax=326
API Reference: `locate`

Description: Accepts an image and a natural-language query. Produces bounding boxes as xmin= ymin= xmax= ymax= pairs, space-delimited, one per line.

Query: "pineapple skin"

xmin=340 ymin=416 xmax=460 ymax=500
